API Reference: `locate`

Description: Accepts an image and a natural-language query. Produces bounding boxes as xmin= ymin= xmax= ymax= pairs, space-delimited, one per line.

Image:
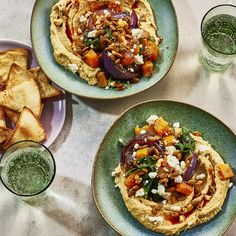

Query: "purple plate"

xmin=0 ymin=39 xmax=66 ymax=147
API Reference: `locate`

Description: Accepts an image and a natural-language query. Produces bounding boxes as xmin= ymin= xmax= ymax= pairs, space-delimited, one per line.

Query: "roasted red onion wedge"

xmin=183 ymin=153 xmax=198 ymax=181
xmin=130 ymin=10 xmax=138 ymax=28
xmin=101 ymin=51 xmax=138 ymax=80
xmin=120 ymin=134 xmax=164 ymax=171
xmin=111 ymin=11 xmax=130 ymax=19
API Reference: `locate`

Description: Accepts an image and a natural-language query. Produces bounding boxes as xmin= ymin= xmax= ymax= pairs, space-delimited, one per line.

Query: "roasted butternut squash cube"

xmin=96 ymin=71 xmax=108 ymax=88
xmin=176 ymin=183 xmax=193 ymax=196
xmin=217 ymin=163 xmax=234 ymax=180
xmin=163 ymin=135 xmax=175 ymax=146
xmin=134 ymin=125 xmax=141 ymax=135
xmin=154 ymin=117 xmax=169 ymax=136
xmin=136 ymin=148 xmax=149 ymax=158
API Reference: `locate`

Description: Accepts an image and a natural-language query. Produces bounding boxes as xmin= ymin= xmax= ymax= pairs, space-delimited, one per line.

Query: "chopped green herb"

xmin=104 ymin=27 xmax=113 ymax=39
xmin=83 ymin=37 xmax=100 ymax=51
xmin=175 ymin=128 xmax=195 ymax=155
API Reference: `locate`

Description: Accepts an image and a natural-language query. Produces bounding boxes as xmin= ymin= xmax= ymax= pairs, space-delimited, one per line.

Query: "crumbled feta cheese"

xmin=118 ymin=138 xmax=124 ymax=143
xmin=196 ymin=173 xmax=206 ymax=180
xmin=173 ymin=122 xmax=180 ymax=128
xmin=111 ymin=171 xmax=116 ymax=177
xmin=131 ymin=28 xmax=144 ymax=39
xmin=130 ymin=48 xmax=135 ymax=53
xmin=167 ymin=155 xmax=179 ymax=168
xmin=229 ymin=182 xmax=233 ymax=189
xmin=79 ymin=15 xmax=87 ymax=22
xmin=132 ymin=151 xmax=136 ymax=158
xmin=148 ymin=172 xmax=157 ymax=179
xmin=180 ymin=161 xmax=186 ymax=170
xmin=146 ymin=114 xmax=159 ymax=125
xmin=103 ymin=9 xmax=110 ymax=16
xmin=174 ymin=175 xmax=183 ymax=183
xmin=135 ymin=188 xmax=145 ymax=197
xmin=162 ymin=200 xmax=167 ymax=205
xmin=198 ymin=144 xmax=211 ymax=152
xmin=68 ymin=64 xmax=78 ymax=73
xmin=108 ymin=52 xmax=112 ymax=57
xmin=144 ymin=180 xmax=149 ymax=185
xmin=134 ymin=143 xmax=139 ymax=149
xmin=110 ymin=81 xmax=116 ymax=87
xmin=133 ymin=44 xmax=137 ymax=49
xmin=157 ymin=184 xmax=165 ymax=196
xmin=78 ymin=28 xmax=82 ymax=34
xmin=128 ymin=68 xmax=134 ymax=72
xmin=80 ymin=36 xmax=84 ymax=40
xmin=140 ymin=129 xmax=146 ymax=134
xmin=144 ymin=138 xmax=147 ymax=142
xmin=87 ymin=30 xmax=97 ymax=38
xmin=134 ymin=54 xmax=144 ymax=65
xmin=165 ymin=146 xmax=176 ymax=155
xmin=90 ymin=44 xmax=94 ymax=49
xmin=105 ymin=86 xmax=110 ymax=90
xmin=151 ymin=189 xmax=158 ymax=194
xmin=170 ymin=205 xmax=181 ymax=212
xmin=114 ymin=184 xmax=119 ymax=188
xmin=148 ymin=216 xmax=163 ymax=223
xmin=139 ymin=44 xmax=143 ymax=48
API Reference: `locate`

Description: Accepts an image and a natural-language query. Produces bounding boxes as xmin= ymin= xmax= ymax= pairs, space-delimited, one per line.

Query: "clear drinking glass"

xmin=0 ymin=141 xmax=56 ymax=199
xmin=200 ymin=4 xmax=236 ymax=71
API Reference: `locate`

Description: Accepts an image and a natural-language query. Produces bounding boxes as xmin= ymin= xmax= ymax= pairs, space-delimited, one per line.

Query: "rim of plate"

xmin=0 ymin=39 xmax=34 ymax=50
xmin=91 ymin=99 xmax=236 ymax=236
xmin=30 ymin=0 xmax=179 ymax=99
xmin=0 ymin=39 xmax=67 ymax=148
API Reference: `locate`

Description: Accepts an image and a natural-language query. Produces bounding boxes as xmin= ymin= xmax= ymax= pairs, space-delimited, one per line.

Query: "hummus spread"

xmin=114 ymin=116 xmax=234 ymax=235
xmin=50 ymin=0 xmax=161 ymax=88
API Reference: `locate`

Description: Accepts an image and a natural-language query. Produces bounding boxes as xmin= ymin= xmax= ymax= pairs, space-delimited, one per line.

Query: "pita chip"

xmin=29 ymin=67 xmax=61 ymax=99
xmin=0 ymin=77 xmax=41 ymax=117
xmin=0 ymin=48 xmax=28 ymax=86
xmin=3 ymin=107 xmax=46 ymax=149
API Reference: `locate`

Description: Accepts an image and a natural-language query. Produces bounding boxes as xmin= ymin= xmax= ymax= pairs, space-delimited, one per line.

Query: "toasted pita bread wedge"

xmin=0 ymin=78 xmax=41 ymax=117
xmin=29 ymin=67 xmax=61 ymax=99
xmin=3 ymin=107 xmax=46 ymax=149
xmin=4 ymin=103 xmax=44 ymax=126
xmin=6 ymin=63 xmax=33 ymax=89
xmin=0 ymin=127 xmax=13 ymax=144
xmin=0 ymin=48 xmax=28 ymax=86
xmin=0 ymin=106 xmax=6 ymax=128
xmin=4 ymin=108 xmax=20 ymax=125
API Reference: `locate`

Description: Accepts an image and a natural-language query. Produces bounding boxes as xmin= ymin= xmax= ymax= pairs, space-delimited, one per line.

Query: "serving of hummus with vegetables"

xmin=50 ymin=0 xmax=162 ymax=91
xmin=113 ymin=115 xmax=234 ymax=235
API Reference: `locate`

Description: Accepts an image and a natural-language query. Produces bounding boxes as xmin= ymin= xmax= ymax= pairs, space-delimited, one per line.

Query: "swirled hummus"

xmin=113 ymin=115 xmax=234 ymax=235
xmin=50 ymin=0 xmax=162 ymax=90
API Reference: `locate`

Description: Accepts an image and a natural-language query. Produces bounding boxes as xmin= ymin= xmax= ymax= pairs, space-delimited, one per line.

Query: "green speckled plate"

xmin=92 ymin=100 xmax=236 ymax=235
xmin=31 ymin=0 xmax=178 ymax=99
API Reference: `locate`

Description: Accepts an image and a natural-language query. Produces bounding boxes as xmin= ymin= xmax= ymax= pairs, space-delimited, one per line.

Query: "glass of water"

xmin=0 ymin=141 xmax=56 ymax=199
xmin=200 ymin=4 xmax=236 ymax=71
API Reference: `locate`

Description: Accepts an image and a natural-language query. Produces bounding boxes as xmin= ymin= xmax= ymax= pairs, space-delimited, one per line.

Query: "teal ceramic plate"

xmin=31 ymin=0 xmax=178 ymax=99
xmin=92 ymin=100 xmax=236 ymax=235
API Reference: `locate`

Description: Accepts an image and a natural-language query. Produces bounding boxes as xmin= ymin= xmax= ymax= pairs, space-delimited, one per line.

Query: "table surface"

xmin=0 ymin=0 xmax=236 ymax=235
